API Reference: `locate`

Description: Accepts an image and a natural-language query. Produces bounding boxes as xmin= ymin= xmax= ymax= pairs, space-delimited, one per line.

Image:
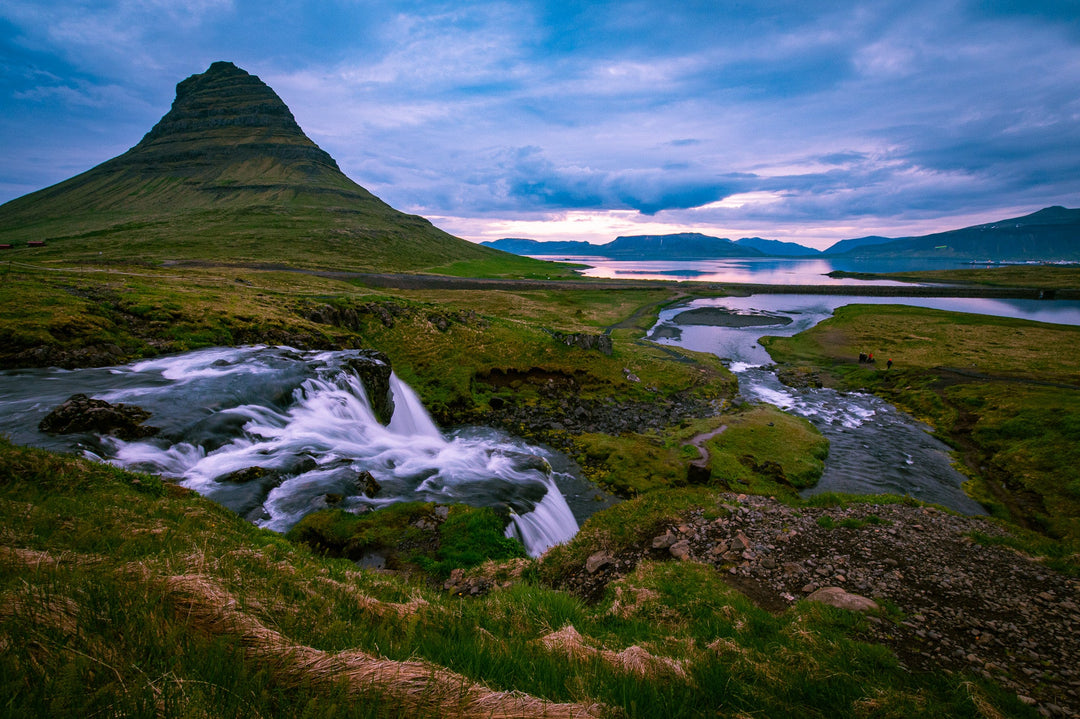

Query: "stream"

xmin=650 ymin=295 xmax=1080 ymax=513
xmin=0 ymin=346 xmax=605 ymax=557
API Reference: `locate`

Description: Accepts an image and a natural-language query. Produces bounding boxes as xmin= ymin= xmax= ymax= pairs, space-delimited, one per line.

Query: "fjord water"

xmin=0 ymin=347 xmax=586 ymax=557
xmin=543 ymin=256 xmax=980 ymax=284
xmin=651 ymin=295 xmax=1080 ymax=512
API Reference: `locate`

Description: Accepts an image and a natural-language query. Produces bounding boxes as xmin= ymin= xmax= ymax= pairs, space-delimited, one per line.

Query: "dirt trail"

xmin=684 ymin=424 xmax=728 ymax=464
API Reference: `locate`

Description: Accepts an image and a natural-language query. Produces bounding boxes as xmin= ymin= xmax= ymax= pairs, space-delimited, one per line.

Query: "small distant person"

xmin=887 ymin=358 xmax=893 ymax=370
xmin=868 ymin=352 xmax=874 ymax=363
xmin=859 ymin=352 xmax=867 ymax=363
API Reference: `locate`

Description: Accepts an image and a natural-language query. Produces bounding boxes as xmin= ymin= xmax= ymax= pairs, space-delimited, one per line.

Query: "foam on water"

xmin=0 ymin=346 xmax=584 ymax=557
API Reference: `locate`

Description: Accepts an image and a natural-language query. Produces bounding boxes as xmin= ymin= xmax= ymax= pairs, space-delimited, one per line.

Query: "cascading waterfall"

xmin=387 ymin=375 xmax=443 ymax=439
xmin=0 ymin=346 xmax=583 ymax=557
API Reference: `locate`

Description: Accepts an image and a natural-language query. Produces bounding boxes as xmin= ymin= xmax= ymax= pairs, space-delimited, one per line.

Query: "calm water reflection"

xmin=652 ymin=295 xmax=1080 ymax=366
xmin=538 ymin=256 xmax=989 ymax=284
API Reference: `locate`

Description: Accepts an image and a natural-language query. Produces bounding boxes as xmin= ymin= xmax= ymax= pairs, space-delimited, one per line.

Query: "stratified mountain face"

xmin=0 ymin=61 xmax=498 ymax=271
xmin=827 ymin=207 xmax=1080 ymax=261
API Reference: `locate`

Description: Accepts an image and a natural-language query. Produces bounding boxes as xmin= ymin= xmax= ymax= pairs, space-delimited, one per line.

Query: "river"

xmin=0 ymin=347 xmax=597 ymax=557
xmin=649 ymin=295 xmax=1080 ymax=512
xmin=4 ymin=290 xmax=1077 ymax=546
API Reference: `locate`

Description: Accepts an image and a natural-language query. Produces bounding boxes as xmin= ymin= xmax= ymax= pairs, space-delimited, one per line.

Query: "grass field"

xmin=833 ymin=265 xmax=1080 ymax=290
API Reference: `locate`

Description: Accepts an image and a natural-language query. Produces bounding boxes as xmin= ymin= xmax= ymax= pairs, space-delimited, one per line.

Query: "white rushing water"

xmin=0 ymin=346 xmax=582 ymax=557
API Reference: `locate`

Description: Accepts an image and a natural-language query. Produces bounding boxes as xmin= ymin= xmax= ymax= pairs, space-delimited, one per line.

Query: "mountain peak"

xmin=130 ymin=61 xmax=338 ymax=171
xmin=0 ymin=61 xmax=501 ymax=272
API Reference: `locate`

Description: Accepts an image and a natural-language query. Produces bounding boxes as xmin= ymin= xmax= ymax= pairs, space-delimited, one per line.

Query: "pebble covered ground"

xmin=562 ymin=494 xmax=1080 ymax=718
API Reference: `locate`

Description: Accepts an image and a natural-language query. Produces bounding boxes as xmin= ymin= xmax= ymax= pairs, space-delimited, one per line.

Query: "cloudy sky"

xmin=2 ymin=1 xmax=1079 ymax=249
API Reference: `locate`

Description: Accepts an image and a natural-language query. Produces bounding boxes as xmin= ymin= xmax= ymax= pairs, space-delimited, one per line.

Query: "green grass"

xmin=539 ymin=487 xmax=728 ymax=582
xmin=573 ymin=430 xmax=701 ymax=495
xmin=0 ymin=230 xmax=1073 ymax=717
xmin=836 ymin=266 xmax=1080 ymax=290
xmin=0 ymin=266 xmax=734 ymax=433
xmin=816 ymin=514 xmax=890 ymax=530
xmin=0 ymin=438 xmax=1034 ymax=718
xmin=286 ymin=503 xmax=526 ymax=577
xmin=569 ymin=405 xmax=828 ymax=499
xmin=421 ymin=255 xmax=584 ymax=279
xmin=762 ymin=303 xmax=1080 ymax=542
xmin=704 ymin=405 xmax=829 ymax=495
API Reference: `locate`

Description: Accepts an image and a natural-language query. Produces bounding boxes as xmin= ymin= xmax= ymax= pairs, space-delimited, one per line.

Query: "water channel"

xmin=649 ymin=295 xmax=1080 ymax=513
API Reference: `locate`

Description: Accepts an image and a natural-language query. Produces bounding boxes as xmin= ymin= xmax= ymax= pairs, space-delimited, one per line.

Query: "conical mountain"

xmin=0 ymin=61 xmax=500 ymax=271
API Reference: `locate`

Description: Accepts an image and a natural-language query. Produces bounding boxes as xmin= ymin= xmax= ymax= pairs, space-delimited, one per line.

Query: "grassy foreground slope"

xmin=2 ymin=253 xmax=1075 ymax=717
xmin=1 ymin=439 xmax=1032 ymax=719
xmin=761 ymin=304 xmax=1080 ymax=540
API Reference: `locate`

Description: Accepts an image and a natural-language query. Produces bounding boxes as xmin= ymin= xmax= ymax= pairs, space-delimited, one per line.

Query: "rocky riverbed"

xmin=556 ymin=493 xmax=1080 ymax=717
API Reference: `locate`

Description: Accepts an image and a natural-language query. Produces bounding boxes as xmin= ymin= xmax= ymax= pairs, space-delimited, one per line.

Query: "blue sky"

xmin=2 ymin=0 xmax=1079 ymax=249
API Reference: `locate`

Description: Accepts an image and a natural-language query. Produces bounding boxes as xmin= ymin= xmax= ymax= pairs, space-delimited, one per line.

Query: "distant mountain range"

xmin=734 ymin=237 xmax=821 ymax=257
xmin=821 ymin=236 xmax=896 ymax=255
xmin=484 ymin=207 xmax=1080 ymax=262
xmin=486 ymin=233 xmax=763 ymax=259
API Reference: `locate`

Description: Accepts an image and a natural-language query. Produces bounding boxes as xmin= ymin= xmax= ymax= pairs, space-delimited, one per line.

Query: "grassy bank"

xmin=831 ymin=265 xmax=1080 ymax=290
xmin=761 ymin=304 xmax=1080 ymax=541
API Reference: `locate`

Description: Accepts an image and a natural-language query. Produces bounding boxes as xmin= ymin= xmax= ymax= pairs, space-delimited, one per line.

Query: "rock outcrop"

xmin=549 ymin=493 xmax=1080 ymax=716
xmin=344 ymin=351 xmax=394 ymax=425
xmin=38 ymin=394 xmax=159 ymax=440
xmin=549 ymin=331 xmax=614 ymax=355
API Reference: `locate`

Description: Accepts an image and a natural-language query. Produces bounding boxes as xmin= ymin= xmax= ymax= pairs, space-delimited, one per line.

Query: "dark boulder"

xmin=776 ymin=366 xmax=824 ymax=389
xmin=344 ymin=351 xmax=394 ymax=425
xmin=38 ymin=394 xmax=159 ymax=440
xmin=428 ymin=314 xmax=451 ymax=331
xmin=686 ymin=461 xmax=712 ymax=485
xmin=358 ymin=470 xmax=381 ymax=498
xmin=218 ymin=466 xmax=277 ymax=484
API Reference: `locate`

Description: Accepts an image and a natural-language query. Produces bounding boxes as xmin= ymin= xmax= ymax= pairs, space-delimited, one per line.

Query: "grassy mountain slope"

xmin=830 ymin=207 xmax=1080 ymax=261
xmin=0 ymin=61 xmax=546 ymax=275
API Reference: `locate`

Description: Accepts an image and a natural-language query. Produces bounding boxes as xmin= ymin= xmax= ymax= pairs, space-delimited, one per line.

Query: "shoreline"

xmin=164 ymin=261 xmax=1080 ymax=299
